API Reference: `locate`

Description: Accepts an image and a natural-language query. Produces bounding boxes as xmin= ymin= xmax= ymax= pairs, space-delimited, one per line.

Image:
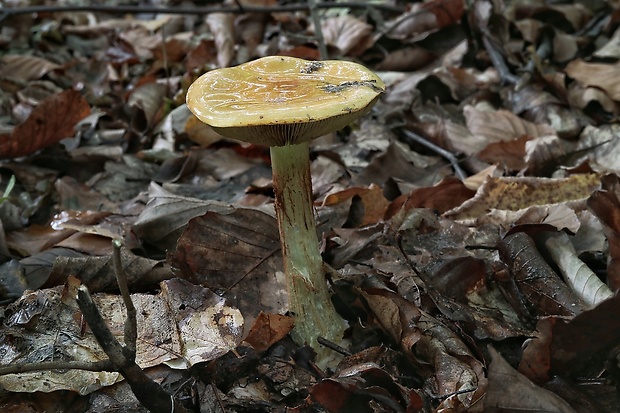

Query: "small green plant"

xmin=0 ymin=175 xmax=16 ymax=204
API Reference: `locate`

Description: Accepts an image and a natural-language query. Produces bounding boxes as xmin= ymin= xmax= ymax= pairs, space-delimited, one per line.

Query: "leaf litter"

xmin=0 ymin=0 xmax=620 ymax=412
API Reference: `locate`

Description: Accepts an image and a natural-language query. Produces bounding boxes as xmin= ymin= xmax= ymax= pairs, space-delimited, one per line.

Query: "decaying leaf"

xmin=171 ymin=208 xmax=287 ymax=333
xmin=498 ymin=231 xmax=586 ymax=317
xmin=444 ymin=174 xmax=601 ymax=222
xmin=520 ymin=293 xmax=620 ymax=381
xmin=244 ymin=312 xmax=294 ymax=352
xmin=485 ymin=346 xmax=577 ymax=413
xmin=0 ymin=278 xmax=243 ymax=394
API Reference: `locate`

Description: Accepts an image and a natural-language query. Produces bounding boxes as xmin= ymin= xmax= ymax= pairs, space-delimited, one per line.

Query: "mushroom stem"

xmin=270 ymin=142 xmax=346 ymax=351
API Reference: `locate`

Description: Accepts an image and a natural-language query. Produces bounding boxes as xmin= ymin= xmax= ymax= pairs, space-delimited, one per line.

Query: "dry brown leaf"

xmin=386 ymin=176 xmax=475 ymax=217
xmin=478 ymin=135 xmax=530 ymax=171
xmin=46 ymin=246 xmax=169 ymax=292
xmin=128 ymin=82 xmax=167 ymax=126
xmin=567 ymin=82 xmax=617 ymax=113
xmin=553 ymin=32 xmax=578 ymax=63
xmin=132 ymin=183 xmax=234 ymax=250
xmin=244 ymin=312 xmax=294 ymax=352
xmin=235 ymin=13 xmax=268 ymax=58
xmin=323 ymin=184 xmax=389 ymax=226
xmin=524 ymin=136 xmax=577 ymax=176
xmin=498 ymin=232 xmax=586 ymax=317
xmin=520 ymin=293 xmax=620 ymax=383
xmin=376 ymin=47 xmax=435 ymax=71
xmin=6 ymin=210 xmax=110 ymax=256
xmin=119 ymin=26 xmax=161 ymax=60
xmin=587 ymin=174 xmax=620 ymax=289
xmin=565 ymin=59 xmax=620 ymax=101
xmin=0 ymin=89 xmax=90 ymax=159
xmin=386 ymin=0 xmax=465 ymax=39
xmin=479 ymin=203 xmax=581 ymax=233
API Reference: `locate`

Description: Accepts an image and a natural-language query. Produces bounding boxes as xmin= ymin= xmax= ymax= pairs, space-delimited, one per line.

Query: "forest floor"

xmin=1 ymin=0 xmax=620 ymax=412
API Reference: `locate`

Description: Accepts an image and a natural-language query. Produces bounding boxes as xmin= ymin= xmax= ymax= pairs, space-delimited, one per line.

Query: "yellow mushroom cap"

xmin=186 ymin=56 xmax=385 ymax=147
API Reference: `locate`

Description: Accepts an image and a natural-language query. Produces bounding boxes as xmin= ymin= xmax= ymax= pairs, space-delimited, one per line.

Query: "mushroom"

xmin=186 ymin=56 xmax=384 ymax=354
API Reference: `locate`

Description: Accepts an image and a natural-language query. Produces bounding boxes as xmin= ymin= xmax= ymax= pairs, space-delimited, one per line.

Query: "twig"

xmin=77 ymin=285 xmax=193 ymax=413
xmin=0 ymin=3 xmax=404 ymax=23
xmin=515 ymin=31 xmax=552 ymax=91
xmin=482 ymin=35 xmax=520 ymax=85
xmin=317 ymin=336 xmax=352 ymax=356
xmin=399 ymin=128 xmax=467 ymax=181
xmin=113 ymin=239 xmax=137 ymax=358
xmin=307 ymin=0 xmax=328 ymax=59
xmin=0 ymin=359 xmax=113 ymax=376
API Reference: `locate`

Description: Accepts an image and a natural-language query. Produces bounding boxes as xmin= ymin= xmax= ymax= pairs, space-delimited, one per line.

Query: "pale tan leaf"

xmin=320 ymin=15 xmax=374 ymax=56
xmin=464 ymin=105 xmax=556 ymax=147
xmin=576 ymin=124 xmax=620 ymax=174
xmin=206 ymin=13 xmax=235 ymax=68
xmin=127 ymin=82 xmax=167 ymax=126
xmin=565 ymin=59 xmax=620 ymax=101
xmin=594 ymin=26 xmax=620 ymax=59
xmin=0 ymin=55 xmax=60 ymax=81
xmin=567 ymin=82 xmax=617 ymax=113
xmin=543 ymin=232 xmax=613 ymax=307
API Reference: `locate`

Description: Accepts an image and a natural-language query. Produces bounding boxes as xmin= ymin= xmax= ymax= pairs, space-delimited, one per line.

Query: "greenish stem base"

xmin=270 ymin=142 xmax=347 ymax=357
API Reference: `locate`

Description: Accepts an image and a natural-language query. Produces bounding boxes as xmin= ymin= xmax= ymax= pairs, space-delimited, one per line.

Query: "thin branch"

xmin=307 ymin=0 xmax=328 ymax=59
xmin=0 ymin=2 xmax=404 ymax=21
xmin=482 ymin=35 xmax=520 ymax=85
xmin=0 ymin=359 xmax=113 ymax=376
xmin=113 ymin=239 xmax=137 ymax=358
xmin=399 ymin=128 xmax=467 ymax=181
